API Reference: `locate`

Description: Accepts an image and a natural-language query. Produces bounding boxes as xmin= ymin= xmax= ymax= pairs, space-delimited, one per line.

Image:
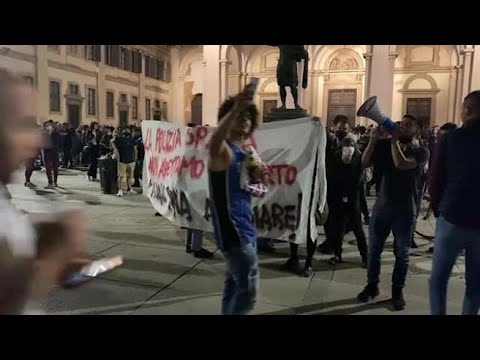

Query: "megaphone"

xmin=357 ymin=96 xmax=396 ymax=134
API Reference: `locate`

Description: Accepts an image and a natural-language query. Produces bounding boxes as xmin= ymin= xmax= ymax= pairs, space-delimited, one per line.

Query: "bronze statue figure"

xmin=270 ymin=45 xmax=309 ymax=109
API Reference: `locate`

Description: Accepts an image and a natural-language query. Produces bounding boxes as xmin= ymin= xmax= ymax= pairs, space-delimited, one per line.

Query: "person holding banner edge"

xmin=184 ymin=123 xmax=214 ymax=259
xmin=208 ymin=80 xmax=268 ymax=315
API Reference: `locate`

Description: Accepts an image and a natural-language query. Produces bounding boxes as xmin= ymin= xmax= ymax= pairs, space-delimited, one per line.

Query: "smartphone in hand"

xmin=62 ymin=256 xmax=123 ymax=288
xmin=244 ymin=77 xmax=259 ymax=101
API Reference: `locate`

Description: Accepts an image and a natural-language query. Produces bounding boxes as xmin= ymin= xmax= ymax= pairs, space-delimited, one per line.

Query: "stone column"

xmin=97 ymin=48 xmax=106 ymax=123
xmin=219 ymin=58 xmax=229 ymax=102
xmin=366 ymin=45 xmax=395 ymax=117
xmin=138 ymin=53 xmax=146 ymax=121
xmin=35 ymin=45 xmax=49 ymax=121
xmin=239 ymin=71 xmax=247 ymax=89
xmin=362 ymin=49 xmax=373 ymax=126
xmin=309 ymin=71 xmax=320 ymax=116
xmin=169 ymin=47 xmax=184 ymax=123
xmin=202 ymin=45 xmax=221 ymax=126
xmin=362 ymin=50 xmax=373 ymax=99
xmin=461 ymin=45 xmax=474 ymax=99
xmin=469 ymin=45 xmax=480 ymax=91
xmin=453 ymin=65 xmax=463 ymax=124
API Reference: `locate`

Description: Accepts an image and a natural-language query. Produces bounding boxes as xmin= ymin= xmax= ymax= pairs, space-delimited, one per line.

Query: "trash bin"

xmin=99 ymin=157 xmax=118 ymax=194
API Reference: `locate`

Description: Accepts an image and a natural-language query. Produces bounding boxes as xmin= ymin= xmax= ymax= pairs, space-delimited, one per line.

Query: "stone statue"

xmin=270 ymin=45 xmax=309 ymax=109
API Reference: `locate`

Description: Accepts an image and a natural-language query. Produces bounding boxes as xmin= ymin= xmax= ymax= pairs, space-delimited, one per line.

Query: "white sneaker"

xmin=128 ymin=189 xmax=138 ymax=195
xmin=117 ymin=190 xmax=124 ymax=197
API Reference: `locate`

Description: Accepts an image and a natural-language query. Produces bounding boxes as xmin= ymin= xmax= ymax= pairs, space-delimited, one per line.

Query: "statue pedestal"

xmin=265 ymin=107 xmax=309 ymax=122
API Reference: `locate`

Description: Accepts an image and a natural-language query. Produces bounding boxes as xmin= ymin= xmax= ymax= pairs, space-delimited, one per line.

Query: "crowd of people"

xmin=25 ymin=120 xmax=144 ymax=197
xmin=207 ymin=85 xmax=480 ymax=315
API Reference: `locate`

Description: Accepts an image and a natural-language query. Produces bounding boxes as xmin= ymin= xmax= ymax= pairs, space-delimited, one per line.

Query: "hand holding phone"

xmin=244 ymin=77 xmax=259 ymax=101
xmin=61 ymin=256 xmax=123 ymax=288
xmin=235 ymin=77 xmax=259 ymax=111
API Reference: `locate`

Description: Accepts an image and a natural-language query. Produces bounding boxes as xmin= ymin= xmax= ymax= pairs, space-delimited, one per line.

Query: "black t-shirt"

xmin=372 ymin=139 xmax=429 ymax=214
xmin=44 ymin=131 xmax=62 ymax=154
xmin=114 ymin=136 xmax=136 ymax=164
xmin=100 ymin=134 xmax=113 ymax=156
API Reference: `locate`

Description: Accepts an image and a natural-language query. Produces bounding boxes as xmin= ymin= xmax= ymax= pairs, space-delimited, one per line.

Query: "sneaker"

xmin=54 ymin=183 xmax=59 ymax=188
xmin=117 ymin=190 xmax=124 ymax=197
xmin=357 ymin=283 xmax=380 ymax=302
xmin=25 ymin=182 xmax=36 ymax=188
xmin=193 ymin=248 xmax=214 ymax=259
xmin=45 ymin=184 xmax=55 ymax=190
xmin=128 ymin=189 xmax=138 ymax=195
xmin=154 ymin=212 xmax=162 ymax=217
xmin=392 ymin=288 xmax=406 ymax=311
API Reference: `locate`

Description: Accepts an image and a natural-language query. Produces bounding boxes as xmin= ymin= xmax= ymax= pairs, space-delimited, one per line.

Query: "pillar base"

xmin=265 ymin=107 xmax=309 ymax=122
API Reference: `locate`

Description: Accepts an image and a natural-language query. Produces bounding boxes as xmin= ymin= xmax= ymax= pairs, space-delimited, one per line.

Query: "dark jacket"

xmin=63 ymin=128 xmax=74 ymax=150
xmin=431 ymin=120 xmax=480 ymax=229
xmin=327 ymin=151 xmax=363 ymax=209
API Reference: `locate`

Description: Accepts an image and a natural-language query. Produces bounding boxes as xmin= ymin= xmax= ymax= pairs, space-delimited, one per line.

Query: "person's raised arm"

xmin=361 ymin=128 xmax=379 ymax=169
xmin=208 ymin=92 xmax=251 ymax=171
xmin=390 ymin=129 xmax=422 ymax=171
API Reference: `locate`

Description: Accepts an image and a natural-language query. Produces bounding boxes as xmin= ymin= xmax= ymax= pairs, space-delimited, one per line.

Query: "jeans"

xmin=367 ymin=206 xmax=415 ymax=289
xmin=429 ymin=216 xmax=480 ymax=315
xmin=222 ymin=243 xmax=259 ymax=315
xmin=186 ymin=229 xmax=203 ymax=251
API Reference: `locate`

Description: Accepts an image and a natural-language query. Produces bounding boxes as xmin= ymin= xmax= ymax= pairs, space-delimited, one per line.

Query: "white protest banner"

xmin=142 ymin=118 xmax=326 ymax=244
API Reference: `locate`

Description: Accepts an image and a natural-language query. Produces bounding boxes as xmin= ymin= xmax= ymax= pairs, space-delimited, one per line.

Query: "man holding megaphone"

xmin=356 ymin=97 xmax=429 ymax=311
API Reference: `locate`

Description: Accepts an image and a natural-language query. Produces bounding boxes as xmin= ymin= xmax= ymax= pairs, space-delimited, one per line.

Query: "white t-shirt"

xmin=0 ymin=184 xmax=41 ymax=314
xmin=0 ymin=185 xmax=37 ymax=258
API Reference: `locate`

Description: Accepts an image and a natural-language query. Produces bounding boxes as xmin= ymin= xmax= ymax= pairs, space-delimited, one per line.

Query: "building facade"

xmin=174 ymin=45 xmax=480 ymax=128
xmin=0 ymin=45 xmax=171 ymax=127
xmin=1 ymin=45 xmax=480 ymax=128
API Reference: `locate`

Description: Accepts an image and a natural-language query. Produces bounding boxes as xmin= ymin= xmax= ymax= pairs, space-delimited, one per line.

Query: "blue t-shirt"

xmin=208 ymin=142 xmax=256 ymax=251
